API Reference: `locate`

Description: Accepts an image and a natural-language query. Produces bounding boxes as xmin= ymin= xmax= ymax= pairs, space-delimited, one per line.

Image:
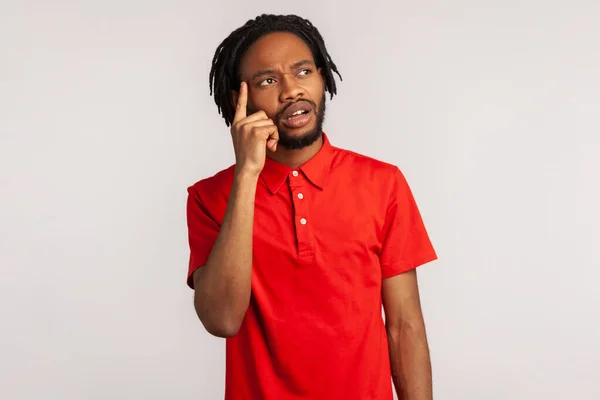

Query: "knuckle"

xmin=241 ymin=124 xmax=252 ymax=134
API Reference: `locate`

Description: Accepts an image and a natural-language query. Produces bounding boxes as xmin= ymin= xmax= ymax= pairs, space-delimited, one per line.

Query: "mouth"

xmin=283 ymin=109 xmax=312 ymax=129
xmin=280 ymin=101 xmax=314 ymax=129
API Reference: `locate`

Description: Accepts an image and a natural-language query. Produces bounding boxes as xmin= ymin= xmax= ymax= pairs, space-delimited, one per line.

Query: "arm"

xmin=192 ymin=171 xmax=258 ymax=338
xmin=191 ymin=81 xmax=278 ymax=338
xmin=382 ymin=269 xmax=432 ymax=400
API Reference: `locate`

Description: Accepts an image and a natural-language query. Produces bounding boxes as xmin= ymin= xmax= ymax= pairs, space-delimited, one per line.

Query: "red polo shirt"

xmin=186 ymin=133 xmax=437 ymax=400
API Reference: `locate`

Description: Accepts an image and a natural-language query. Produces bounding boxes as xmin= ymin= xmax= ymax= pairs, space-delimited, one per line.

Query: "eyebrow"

xmin=250 ymin=60 xmax=315 ymax=81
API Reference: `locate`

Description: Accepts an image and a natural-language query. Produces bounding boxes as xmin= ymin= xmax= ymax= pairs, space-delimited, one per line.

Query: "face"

xmin=236 ymin=32 xmax=326 ymax=150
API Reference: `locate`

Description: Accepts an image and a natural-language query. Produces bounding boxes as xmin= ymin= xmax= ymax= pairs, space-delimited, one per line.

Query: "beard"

xmin=276 ymin=94 xmax=326 ymax=150
xmin=248 ymin=93 xmax=327 ymax=151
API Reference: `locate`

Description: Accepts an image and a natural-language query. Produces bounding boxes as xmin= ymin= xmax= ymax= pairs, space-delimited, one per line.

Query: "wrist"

xmin=234 ymin=167 xmax=261 ymax=184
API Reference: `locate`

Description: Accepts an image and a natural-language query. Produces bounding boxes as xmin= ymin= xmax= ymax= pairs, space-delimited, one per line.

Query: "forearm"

xmin=387 ymin=322 xmax=432 ymax=400
xmin=194 ymin=170 xmax=258 ymax=337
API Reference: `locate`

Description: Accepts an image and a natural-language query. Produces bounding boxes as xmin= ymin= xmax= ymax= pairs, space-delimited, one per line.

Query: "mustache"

xmin=276 ymin=99 xmax=318 ymax=121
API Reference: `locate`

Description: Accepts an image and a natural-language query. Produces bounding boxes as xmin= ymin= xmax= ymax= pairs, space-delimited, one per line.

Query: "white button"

xmin=300 ymin=218 xmax=307 ymax=225
xmin=297 ymin=193 xmax=304 ymax=200
xmin=292 ymin=170 xmax=299 ymax=177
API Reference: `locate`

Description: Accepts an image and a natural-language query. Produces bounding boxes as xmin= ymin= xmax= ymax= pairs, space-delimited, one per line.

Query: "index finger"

xmin=233 ymin=81 xmax=248 ymax=124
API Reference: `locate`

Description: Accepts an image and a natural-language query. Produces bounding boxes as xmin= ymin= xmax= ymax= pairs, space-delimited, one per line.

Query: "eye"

xmin=298 ymin=69 xmax=312 ymax=76
xmin=259 ymin=77 xmax=276 ymax=86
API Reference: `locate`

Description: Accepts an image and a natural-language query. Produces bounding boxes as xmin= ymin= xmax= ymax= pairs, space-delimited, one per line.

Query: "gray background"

xmin=1 ymin=0 xmax=599 ymax=399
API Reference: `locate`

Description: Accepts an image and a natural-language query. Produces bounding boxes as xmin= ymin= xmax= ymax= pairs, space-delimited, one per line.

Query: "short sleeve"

xmin=186 ymin=184 xmax=221 ymax=289
xmin=380 ymin=167 xmax=437 ymax=278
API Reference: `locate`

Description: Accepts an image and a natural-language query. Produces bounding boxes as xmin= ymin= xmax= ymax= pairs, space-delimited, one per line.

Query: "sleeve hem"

xmin=187 ymin=255 xmax=208 ymax=290
xmin=381 ymin=253 xmax=438 ymax=279
xmin=186 ymin=268 xmax=198 ymax=290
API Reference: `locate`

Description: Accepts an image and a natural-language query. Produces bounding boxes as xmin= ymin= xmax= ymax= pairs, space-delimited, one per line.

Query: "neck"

xmin=267 ymin=134 xmax=324 ymax=168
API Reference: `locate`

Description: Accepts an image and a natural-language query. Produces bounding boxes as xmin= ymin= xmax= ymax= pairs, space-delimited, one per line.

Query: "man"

xmin=186 ymin=14 xmax=438 ymax=400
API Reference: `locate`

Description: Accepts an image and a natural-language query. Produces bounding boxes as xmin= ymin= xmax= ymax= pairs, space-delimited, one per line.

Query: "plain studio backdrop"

xmin=1 ymin=0 xmax=599 ymax=399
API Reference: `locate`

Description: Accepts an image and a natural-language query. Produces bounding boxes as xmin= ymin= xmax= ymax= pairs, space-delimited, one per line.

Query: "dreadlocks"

xmin=209 ymin=14 xmax=342 ymax=127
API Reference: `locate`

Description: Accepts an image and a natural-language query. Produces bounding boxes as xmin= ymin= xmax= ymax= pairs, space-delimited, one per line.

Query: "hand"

xmin=230 ymin=82 xmax=279 ymax=176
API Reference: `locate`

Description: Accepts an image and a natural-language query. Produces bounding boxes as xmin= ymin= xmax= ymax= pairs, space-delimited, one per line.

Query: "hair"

xmin=209 ymin=14 xmax=342 ymax=126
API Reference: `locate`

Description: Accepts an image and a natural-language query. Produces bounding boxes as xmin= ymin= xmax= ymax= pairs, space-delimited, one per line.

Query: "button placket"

xmin=289 ymin=170 xmax=313 ymax=257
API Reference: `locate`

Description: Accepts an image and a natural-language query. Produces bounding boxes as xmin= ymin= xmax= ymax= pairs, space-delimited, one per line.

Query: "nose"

xmin=279 ymin=73 xmax=304 ymax=102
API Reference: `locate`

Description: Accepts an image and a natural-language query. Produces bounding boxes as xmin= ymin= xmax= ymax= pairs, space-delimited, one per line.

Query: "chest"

xmin=248 ymin=178 xmax=388 ymax=324
xmin=251 ymin=178 xmax=387 ymax=285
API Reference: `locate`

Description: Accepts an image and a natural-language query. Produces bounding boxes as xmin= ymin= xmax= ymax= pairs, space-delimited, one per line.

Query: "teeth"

xmin=286 ymin=109 xmax=309 ymax=119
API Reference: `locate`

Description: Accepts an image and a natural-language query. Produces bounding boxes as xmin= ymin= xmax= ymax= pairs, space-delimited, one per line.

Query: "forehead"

xmin=239 ymin=32 xmax=315 ymax=76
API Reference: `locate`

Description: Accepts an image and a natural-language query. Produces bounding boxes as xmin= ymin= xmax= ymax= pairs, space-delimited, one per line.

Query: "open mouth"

xmin=280 ymin=102 xmax=314 ymax=129
xmin=282 ymin=109 xmax=312 ymax=129
xmin=287 ymin=109 xmax=310 ymax=119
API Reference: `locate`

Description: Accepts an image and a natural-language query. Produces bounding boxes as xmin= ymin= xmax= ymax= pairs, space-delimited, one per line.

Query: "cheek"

xmin=306 ymin=78 xmax=325 ymax=99
xmin=248 ymin=90 xmax=280 ymax=117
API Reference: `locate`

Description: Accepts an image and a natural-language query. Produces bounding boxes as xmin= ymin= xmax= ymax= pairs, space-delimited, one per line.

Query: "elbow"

xmin=194 ymin=296 xmax=244 ymax=338
xmin=202 ymin=318 xmax=242 ymax=338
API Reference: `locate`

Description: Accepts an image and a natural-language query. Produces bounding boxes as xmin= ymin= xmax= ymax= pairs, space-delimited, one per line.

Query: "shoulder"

xmin=331 ymin=145 xmax=403 ymax=188
xmin=187 ymin=164 xmax=236 ymax=205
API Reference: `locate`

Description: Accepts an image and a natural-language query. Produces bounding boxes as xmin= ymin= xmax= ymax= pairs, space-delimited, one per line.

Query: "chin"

xmin=278 ymin=127 xmax=322 ymax=150
xmin=286 ymin=125 xmax=316 ymax=137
